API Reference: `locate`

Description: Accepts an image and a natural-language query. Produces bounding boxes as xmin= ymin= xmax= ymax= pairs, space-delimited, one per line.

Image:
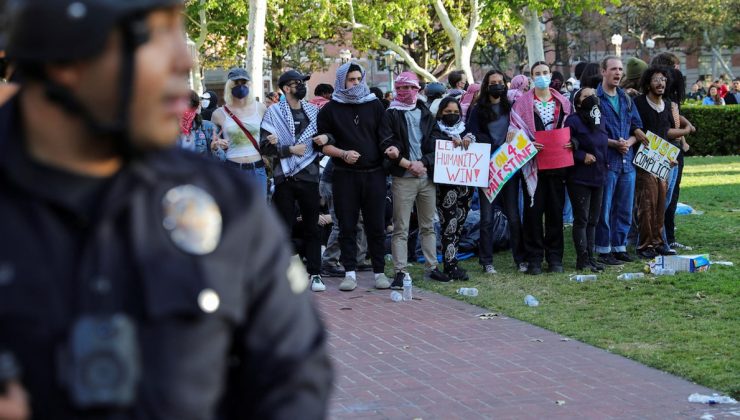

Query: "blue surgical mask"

xmin=534 ymin=75 xmax=551 ymax=90
xmin=231 ymin=85 xmax=249 ymax=99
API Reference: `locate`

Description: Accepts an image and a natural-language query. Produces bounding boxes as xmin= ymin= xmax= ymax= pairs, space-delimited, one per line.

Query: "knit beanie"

xmin=625 ymin=57 xmax=648 ymax=81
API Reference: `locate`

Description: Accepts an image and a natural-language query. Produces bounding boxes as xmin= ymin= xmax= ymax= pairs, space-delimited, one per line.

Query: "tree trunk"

xmin=703 ymin=30 xmax=734 ymax=79
xmin=246 ymin=0 xmax=267 ymax=101
xmin=521 ymin=7 xmax=544 ymax=70
xmin=271 ymin=52 xmax=282 ymax=93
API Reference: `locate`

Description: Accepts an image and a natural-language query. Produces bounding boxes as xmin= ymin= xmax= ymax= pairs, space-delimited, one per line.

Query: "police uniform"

xmin=0 ymin=95 xmax=332 ymax=419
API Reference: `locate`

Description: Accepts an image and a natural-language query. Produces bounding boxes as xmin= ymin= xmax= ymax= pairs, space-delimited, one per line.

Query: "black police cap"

xmin=7 ymin=0 xmax=182 ymax=62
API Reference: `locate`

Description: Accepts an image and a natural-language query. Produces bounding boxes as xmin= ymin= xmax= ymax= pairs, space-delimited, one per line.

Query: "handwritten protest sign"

xmin=632 ymin=130 xmax=680 ymax=180
xmin=534 ymin=127 xmax=574 ymax=170
xmin=484 ymin=130 xmax=538 ymax=203
xmin=433 ymin=140 xmax=491 ymax=187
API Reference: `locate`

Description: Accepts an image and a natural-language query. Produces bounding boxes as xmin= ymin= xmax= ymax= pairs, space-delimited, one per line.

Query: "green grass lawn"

xmin=412 ymin=155 xmax=740 ymax=398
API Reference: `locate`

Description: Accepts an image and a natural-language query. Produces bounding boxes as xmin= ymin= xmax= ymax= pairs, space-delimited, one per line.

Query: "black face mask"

xmin=441 ymin=114 xmax=461 ymax=126
xmin=488 ymin=84 xmax=506 ymax=98
xmin=580 ymin=95 xmax=600 ymax=111
xmin=578 ymin=95 xmax=601 ymax=128
xmin=294 ymin=85 xmax=307 ymax=100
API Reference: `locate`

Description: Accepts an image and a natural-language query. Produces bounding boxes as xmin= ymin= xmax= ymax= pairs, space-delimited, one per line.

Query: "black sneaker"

xmin=657 ymin=245 xmax=677 ymax=256
xmin=613 ymin=251 xmax=634 ymax=262
xmin=588 ymin=257 xmax=605 ymax=271
xmin=637 ymin=248 xmax=657 ymax=259
xmin=391 ymin=272 xmax=405 ymax=290
xmin=598 ymin=253 xmax=624 ymax=266
xmin=320 ymin=264 xmax=345 ymax=277
xmin=548 ymin=264 xmax=564 ymax=273
xmin=526 ymin=264 xmax=543 ymax=275
xmin=446 ymin=266 xmax=469 ymax=281
xmin=425 ymin=268 xmax=450 ymax=282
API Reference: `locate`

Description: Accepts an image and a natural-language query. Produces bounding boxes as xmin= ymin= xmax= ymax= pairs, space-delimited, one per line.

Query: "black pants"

xmin=332 ymin=168 xmax=386 ymax=273
xmin=523 ymin=171 xmax=566 ymax=266
xmin=665 ymin=153 xmax=684 ymax=244
xmin=437 ymin=184 xmax=473 ymax=270
xmin=567 ymin=181 xmax=604 ymax=257
xmin=273 ymin=179 xmax=321 ymax=275
xmin=488 ymin=171 xmax=525 ymax=266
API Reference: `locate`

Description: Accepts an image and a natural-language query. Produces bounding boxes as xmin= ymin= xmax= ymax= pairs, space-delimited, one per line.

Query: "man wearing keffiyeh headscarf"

xmin=313 ymin=62 xmax=392 ymax=292
xmin=379 ymin=71 xmax=450 ymax=287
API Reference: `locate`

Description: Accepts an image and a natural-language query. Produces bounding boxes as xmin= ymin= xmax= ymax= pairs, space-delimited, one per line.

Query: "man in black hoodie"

xmin=200 ymin=90 xmax=218 ymax=121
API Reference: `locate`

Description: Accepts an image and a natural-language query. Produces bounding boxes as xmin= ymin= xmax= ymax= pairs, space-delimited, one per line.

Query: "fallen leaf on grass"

xmin=696 ymin=292 xmax=706 ymax=299
xmin=685 ymin=314 xmax=695 ymax=319
xmin=555 ymin=400 xmax=566 ymax=406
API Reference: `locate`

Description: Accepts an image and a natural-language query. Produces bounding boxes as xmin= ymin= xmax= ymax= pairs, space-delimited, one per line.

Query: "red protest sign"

xmin=534 ymin=127 xmax=574 ymax=170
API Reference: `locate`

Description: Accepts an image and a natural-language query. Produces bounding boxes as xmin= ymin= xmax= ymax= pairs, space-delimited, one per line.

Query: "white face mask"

xmin=201 ymin=99 xmax=210 ymax=109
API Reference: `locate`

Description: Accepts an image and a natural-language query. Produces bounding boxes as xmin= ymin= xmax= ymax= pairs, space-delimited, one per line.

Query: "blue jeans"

xmin=563 ymin=188 xmax=574 ymax=223
xmin=595 ymin=170 xmax=635 ymax=254
xmin=241 ymin=166 xmax=268 ymax=201
xmin=660 ymin=165 xmax=679 ymax=245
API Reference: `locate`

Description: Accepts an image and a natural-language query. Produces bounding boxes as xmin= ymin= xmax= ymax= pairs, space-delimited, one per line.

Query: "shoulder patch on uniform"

xmin=286 ymin=255 xmax=309 ymax=295
xmin=162 ymin=184 xmax=222 ymax=255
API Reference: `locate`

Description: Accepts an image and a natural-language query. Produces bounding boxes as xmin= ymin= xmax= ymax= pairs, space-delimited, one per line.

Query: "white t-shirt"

xmin=218 ymin=106 xmax=262 ymax=160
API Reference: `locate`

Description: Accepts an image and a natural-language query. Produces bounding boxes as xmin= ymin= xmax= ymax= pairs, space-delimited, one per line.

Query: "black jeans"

xmin=332 ymin=168 xmax=386 ymax=273
xmin=567 ymin=181 xmax=604 ymax=257
xmin=492 ymin=171 xmax=527 ymax=266
xmin=665 ymin=153 xmax=684 ymax=244
xmin=523 ymin=171 xmax=566 ymax=266
xmin=273 ymin=179 xmax=321 ymax=275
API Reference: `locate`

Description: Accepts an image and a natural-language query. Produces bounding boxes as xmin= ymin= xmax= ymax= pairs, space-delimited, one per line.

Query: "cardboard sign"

xmin=632 ymin=131 xmax=680 ymax=180
xmin=484 ymin=130 xmax=538 ymax=203
xmin=534 ymin=127 xmax=574 ymax=170
xmin=433 ymin=140 xmax=491 ymax=187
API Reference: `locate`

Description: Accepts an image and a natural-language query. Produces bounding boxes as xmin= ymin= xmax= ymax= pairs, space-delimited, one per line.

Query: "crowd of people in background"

xmin=178 ymin=50 xmax=727 ymax=291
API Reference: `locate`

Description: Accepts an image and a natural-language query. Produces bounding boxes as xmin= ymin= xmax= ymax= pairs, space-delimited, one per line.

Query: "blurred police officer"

xmin=0 ymin=1 xmax=332 ymax=419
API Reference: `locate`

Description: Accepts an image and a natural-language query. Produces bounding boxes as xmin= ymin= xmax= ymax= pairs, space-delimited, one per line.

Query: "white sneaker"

xmin=310 ymin=275 xmax=326 ymax=292
xmin=483 ymin=264 xmax=497 ymax=274
xmin=374 ymin=273 xmax=391 ymax=289
xmin=339 ymin=275 xmax=357 ymax=291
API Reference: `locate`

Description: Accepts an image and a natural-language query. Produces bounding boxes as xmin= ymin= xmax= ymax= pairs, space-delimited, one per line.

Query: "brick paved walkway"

xmin=313 ymin=272 xmax=737 ymax=419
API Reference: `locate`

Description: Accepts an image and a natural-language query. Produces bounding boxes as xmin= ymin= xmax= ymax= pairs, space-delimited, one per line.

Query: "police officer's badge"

xmin=162 ymin=185 xmax=222 ymax=255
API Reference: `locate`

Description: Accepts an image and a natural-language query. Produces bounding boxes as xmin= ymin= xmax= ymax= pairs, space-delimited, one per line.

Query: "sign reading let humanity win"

xmin=632 ymin=130 xmax=680 ymax=180
xmin=433 ymin=140 xmax=491 ymax=188
xmin=484 ymin=130 xmax=538 ymax=203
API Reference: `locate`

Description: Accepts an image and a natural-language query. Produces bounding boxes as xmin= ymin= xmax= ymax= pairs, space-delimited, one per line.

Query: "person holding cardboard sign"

xmin=633 ymin=67 xmax=693 ymax=259
xmin=509 ymin=61 xmax=573 ymax=275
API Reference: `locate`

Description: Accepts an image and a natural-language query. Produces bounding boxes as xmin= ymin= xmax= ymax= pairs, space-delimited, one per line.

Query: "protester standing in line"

xmin=309 ymin=83 xmax=334 ymax=109
xmin=434 ymin=97 xmax=476 ymax=280
xmin=200 ymin=90 xmax=219 ymax=121
xmin=178 ymin=90 xmax=223 ymax=160
xmin=261 ymin=70 xmax=325 ymax=292
xmin=507 ymin=74 xmax=529 ymax=103
xmin=460 ymin=83 xmax=480 ymax=121
xmin=381 ymin=71 xmax=450 ymax=287
xmin=509 ymin=61 xmax=572 ymax=275
xmin=633 ymin=67 xmax=693 ymax=258
xmin=447 ymin=70 xmax=468 ymax=99
xmin=211 ymin=68 xmax=269 ymax=198
xmin=468 ymin=69 xmax=525 ymax=274
xmin=315 ymin=62 xmax=391 ymax=291
xmin=566 ymin=88 xmax=609 ymax=272
xmin=594 ymin=56 xmax=647 ymax=265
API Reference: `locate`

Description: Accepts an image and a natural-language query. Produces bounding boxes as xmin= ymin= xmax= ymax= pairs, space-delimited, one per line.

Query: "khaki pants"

xmin=635 ymin=169 xmax=667 ymax=251
xmin=392 ymin=177 xmax=437 ymax=272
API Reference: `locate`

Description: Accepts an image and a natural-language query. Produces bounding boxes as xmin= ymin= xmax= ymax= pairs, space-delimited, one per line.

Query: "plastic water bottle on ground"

xmin=457 ymin=288 xmax=478 ymax=297
xmin=570 ymin=274 xmax=597 ymax=282
xmin=688 ymin=393 xmax=738 ymax=404
xmin=390 ymin=291 xmax=403 ymax=302
xmin=402 ymin=273 xmax=413 ymax=301
xmin=654 ymin=268 xmax=676 ymax=276
xmin=524 ymin=295 xmax=539 ymax=306
xmin=617 ymin=273 xmax=645 ymax=280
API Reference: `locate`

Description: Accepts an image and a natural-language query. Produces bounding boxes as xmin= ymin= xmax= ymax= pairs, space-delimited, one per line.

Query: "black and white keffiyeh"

xmin=261 ymin=100 xmax=319 ymax=176
xmin=437 ymin=119 xmax=467 ymax=138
